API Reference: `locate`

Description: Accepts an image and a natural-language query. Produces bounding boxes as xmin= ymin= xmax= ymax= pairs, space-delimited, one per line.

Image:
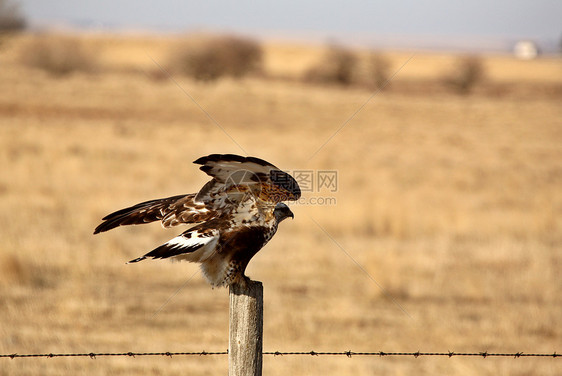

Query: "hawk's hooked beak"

xmin=274 ymin=202 xmax=294 ymax=223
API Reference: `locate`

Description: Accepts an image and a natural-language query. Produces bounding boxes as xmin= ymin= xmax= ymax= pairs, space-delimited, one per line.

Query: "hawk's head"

xmin=274 ymin=203 xmax=294 ymax=223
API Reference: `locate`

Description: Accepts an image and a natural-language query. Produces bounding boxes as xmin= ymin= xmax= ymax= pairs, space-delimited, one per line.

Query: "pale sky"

xmin=21 ymin=0 xmax=562 ymax=51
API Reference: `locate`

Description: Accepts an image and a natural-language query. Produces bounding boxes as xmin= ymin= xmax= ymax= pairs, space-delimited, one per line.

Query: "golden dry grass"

xmin=0 ymin=33 xmax=561 ymax=375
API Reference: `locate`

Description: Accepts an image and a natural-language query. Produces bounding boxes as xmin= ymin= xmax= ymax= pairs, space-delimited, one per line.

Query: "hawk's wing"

xmin=93 ymin=194 xmax=214 ymax=234
xmin=93 ymin=154 xmax=300 ymax=234
xmin=193 ymin=154 xmax=301 ymax=207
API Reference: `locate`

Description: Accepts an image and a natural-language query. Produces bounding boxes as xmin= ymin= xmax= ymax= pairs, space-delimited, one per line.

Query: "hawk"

xmin=94 ymin=154 xmax=300 ymax=287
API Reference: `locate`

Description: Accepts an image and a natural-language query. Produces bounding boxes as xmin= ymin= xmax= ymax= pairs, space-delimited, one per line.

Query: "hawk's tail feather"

xmin=128 ymin=229 xmax=220 ymax=264
xmin=142 ymin=243 xmax=202 ymax=260
xmin=127 ymin=256 xmax=147 ymax=264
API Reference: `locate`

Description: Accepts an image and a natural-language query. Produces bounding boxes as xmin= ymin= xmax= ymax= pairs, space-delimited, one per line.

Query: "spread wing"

xmin=93 ymin=154 xmax=300 ymax=234
xmin=93 ymin=194 xmax=214 ymax=234
xmin=193 ymin=154 xmax=301 ymax=207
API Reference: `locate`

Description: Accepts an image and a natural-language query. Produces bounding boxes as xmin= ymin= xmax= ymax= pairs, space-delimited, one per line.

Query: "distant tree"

xmin=304 ymin=43 xmax=358 ymax=86
xmin=169 ymin=35 xmax=263 ymax=81
xmin=19 ymin=34 xmax=98 ymax=76
xmin=0 ymin=0 xmax=26 ymax=32
xmin=444 ymin=55 xmax=486 ymax=95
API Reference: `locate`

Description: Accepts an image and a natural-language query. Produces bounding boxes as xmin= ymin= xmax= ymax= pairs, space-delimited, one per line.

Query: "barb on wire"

xmin=2 ymin=350 xmax=559 ymax=359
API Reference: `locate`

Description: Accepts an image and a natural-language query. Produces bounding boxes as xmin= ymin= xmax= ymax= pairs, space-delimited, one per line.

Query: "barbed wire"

xmin=1 ymin=350 xmax=559 ymax=359
xmin=0 ymin=351 xmax=227 ymax=359
xmin=264 ymin=351 xmax=560 ymax=358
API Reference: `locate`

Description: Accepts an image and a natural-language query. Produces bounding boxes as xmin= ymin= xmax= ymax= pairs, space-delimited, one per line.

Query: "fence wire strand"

xmin=1 ymin=350 xmax=559 ymax=359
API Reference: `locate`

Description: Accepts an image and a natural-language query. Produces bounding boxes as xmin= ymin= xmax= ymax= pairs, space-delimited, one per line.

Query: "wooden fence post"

xmin=229 ymin=280 xmax=263 ymax=376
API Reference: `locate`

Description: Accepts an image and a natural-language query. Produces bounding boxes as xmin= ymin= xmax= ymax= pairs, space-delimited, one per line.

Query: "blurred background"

xmin=1 ymin=1 xmax=561 ymax=375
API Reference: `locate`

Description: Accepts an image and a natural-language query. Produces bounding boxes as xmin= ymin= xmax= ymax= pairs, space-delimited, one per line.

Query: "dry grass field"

xmin=0 ymin=33 xmax=561 ymax=375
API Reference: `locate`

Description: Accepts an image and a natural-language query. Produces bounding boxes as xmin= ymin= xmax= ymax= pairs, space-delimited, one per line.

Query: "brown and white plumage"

xmin=94 ymin=154 xmax=300 ymax=287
